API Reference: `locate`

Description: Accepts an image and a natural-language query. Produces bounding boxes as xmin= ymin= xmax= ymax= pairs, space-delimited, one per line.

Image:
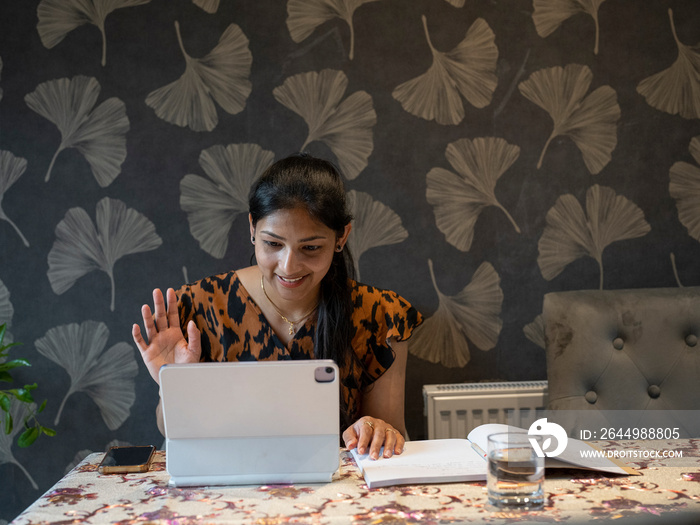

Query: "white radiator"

xmin=422 ymin=381 xmax=549 ymax=439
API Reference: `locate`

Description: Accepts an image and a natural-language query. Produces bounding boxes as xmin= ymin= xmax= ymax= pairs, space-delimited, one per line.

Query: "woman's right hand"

xmin=132 ymin=288 xmax=202 ymax=384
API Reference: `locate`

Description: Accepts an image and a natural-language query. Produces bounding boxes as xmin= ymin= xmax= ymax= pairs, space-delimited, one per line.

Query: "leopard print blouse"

xmin=176 ymin=271 xmax=422 ymax=426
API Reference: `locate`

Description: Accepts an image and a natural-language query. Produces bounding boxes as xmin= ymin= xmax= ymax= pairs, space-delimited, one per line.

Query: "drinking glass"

xmin=487 ymin=432 xmax=544 ymax=509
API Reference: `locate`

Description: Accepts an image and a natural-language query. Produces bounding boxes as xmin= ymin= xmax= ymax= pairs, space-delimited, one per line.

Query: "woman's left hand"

xmin=343 ymin=416 xmax=405 ymax=460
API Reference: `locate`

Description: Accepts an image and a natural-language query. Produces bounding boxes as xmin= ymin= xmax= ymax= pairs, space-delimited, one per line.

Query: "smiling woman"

xmin=253 ymin=206 xmax=349 ymax=339
xmin=132 ymin=154 xmax=423 ymax=461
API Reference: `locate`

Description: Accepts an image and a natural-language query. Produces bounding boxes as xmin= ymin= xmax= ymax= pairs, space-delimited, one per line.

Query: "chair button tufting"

xmin=613 ymin=337 xmax=624 ymax=350
xmin=585 ymin=391 xmax=597 ymax=404
xmin=686 ymin=334 xmax=698 ymax=347
xmin=648 ymin=385 xmax=661 ymax=398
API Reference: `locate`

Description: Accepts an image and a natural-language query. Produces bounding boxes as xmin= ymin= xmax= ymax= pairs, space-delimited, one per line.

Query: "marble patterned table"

xmin=11 ymin=439 xmax=700 ymax=524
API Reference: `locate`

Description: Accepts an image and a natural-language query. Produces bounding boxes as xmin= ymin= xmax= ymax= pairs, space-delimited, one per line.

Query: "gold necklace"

xmin=260 ymin=275 xmax=318 ymax=335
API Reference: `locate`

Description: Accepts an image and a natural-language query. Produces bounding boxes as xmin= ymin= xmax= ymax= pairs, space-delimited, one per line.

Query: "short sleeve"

xmin=350 ymin=282 xmax=423 ymax=382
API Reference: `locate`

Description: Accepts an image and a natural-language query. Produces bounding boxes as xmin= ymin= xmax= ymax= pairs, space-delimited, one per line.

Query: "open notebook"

xmin=159 ymin=360 xmax=340 ymax=487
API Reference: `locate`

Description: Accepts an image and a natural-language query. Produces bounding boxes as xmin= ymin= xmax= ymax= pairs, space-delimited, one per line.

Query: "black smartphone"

xmin=98 ymin=445 xmax=156 ymax=474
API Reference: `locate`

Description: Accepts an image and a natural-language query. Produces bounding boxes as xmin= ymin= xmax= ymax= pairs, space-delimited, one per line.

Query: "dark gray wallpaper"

xmin=2 ymin=0 xmax=699 ymax=520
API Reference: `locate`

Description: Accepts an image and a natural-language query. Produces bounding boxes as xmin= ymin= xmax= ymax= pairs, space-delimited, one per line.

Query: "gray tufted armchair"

xmin=542 ymin=287 xmax=700 ymax=436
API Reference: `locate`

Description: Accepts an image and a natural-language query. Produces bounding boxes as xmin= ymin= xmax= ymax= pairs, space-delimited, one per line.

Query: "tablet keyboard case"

xmin=159 ymin=360 xmax=340 ymax=486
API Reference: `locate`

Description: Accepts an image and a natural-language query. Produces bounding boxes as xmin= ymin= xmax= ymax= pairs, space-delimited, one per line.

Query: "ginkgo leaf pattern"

xmin=346 ymin=190 xmax=408 ymax=280
xmin=181 ymin=143 xmax=275 ymax=258
xmin=37 ymin=0 xmax=151 ymax=67
xmin=637 ymin=9 xmax=700 ymax=120
xmin=0 ymin=399 xmax=38 ymax=489
xmin=34 ymin=321 xmax=138 ymax=431
xmin=392 ymin=15 xmax=498 ymax=126
xmin=518 ymin=64 xmax=620 ymax=174
xmin=0 ymin=278 xmax=13 ymax=345
xmin=538 ymin=184 xmax=651 ymax=289
xmin=193 ymin=0 xmax=219 ymax=13
xmin=47 ymin=197 xmax=162 ymax=311
xmin=533 ymin=0 xmax=607 ymax=55
xmin=25 ymin=76 xmax=129 ymax=186
xmin=426 ymin=137 xmax=521 ymax=252
xmin=146 ymin=21 xmax=252 ymax=132
xmin=286 ymin=0 xmax=381 ymax=61
xmin=0 ymin=150 xmax=30 ymax=247
xmin=273 ymin=69 xmax=376 ymax=180
xmin=523 ymin=314 xmax=545 ymax=349
xmin=408 ymin=259 xmax=503 ymax=368
xmin=670 ymin=136 xmax=700 ymax=241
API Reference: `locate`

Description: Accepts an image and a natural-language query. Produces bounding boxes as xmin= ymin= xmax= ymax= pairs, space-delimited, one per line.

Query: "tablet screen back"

xmin=159 ymin=360 xmax=340 ymax=486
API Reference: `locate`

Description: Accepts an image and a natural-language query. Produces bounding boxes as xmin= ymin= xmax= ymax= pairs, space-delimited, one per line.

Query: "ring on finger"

xmin=385 ymin=428 xmax=397 ymax=435
xmin=364 ymin=420 xmax=374 ymax=429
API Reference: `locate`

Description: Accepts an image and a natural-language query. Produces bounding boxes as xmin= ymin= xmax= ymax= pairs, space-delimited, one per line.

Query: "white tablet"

xmin=159 ymin=360 xmax=340 ymax=487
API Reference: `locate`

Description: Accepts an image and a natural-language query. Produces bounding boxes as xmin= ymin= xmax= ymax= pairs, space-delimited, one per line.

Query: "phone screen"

xmin=99 ymin=445 xmax=155 ymax=473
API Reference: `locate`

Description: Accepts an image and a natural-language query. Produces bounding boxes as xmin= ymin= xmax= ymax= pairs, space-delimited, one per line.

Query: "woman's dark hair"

xmin=249 ymin=154 xmax=360 ymax=424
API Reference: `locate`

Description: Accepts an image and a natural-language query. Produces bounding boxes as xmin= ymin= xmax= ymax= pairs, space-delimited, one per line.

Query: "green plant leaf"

xmin=0 ymin=342 xmax=21 ymax=354
xmin=0 ymin=323 xmax=55 ymax=450
xmin=0 ymin=394 xmax=9 ymax=412
xmin=1 ymin=358 xmax=31 ymax=371
xmin=9 ymin=388 xmax=35 ymax=403
xmin=18 ymin=426 xmax=40 ymax=448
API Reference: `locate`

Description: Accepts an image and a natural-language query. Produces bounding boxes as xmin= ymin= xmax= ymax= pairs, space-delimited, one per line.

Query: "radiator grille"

xmin=422 ymin=381 xmax=549 ymax=439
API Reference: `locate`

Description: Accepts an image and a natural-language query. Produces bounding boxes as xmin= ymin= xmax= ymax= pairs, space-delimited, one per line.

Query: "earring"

xmin=336 ymin=244 xmax=343 ymax=252
xmin=251 ymin=236 xmax=255 ymax=244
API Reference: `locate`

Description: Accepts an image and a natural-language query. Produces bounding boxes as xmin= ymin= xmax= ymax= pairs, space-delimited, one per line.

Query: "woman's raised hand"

xmin=342 ymin=416 xmax=405 ymax=460
xmin=132 ymin=288 xmax=201 ymax=384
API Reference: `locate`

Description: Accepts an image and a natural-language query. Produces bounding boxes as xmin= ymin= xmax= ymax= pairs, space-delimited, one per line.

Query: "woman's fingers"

xmin=141 ymin=303 xmax=157 ymax=342
xmin=383 ymin=428 xmax=397 ymax=457
xmin=142 ymin=288 xmax=177 ymax=341
xmin=341 ymin=425 xmax=359 ymax=451
xmin=134 ymin=288 xmax=191 ymax=385
xmin=185 ymin=320 xmax=202 ymax=362
xmin=357 ymin=419 xmax=375 ymax=456
xmin=132 ymin=321 xmax=165 ymax=384
xmin=367 ymin=420 xmax=386 ymax=460
xmin=152 ymin=288 xmax=169 ymax=332
xmin=166 ymin=288 xmax=180 ymax=327
xmin=344 ymin=417 xmax=404 ymax=460
xmin=136 ymin=288 xmax=185 ymax=359
xmin=342 ymin=419 xmax=370 ymax=454
xmin=132 ymin=323 xmax=147 ymax=353
xmin=384 ymin=427 xmax=405 ymax=457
